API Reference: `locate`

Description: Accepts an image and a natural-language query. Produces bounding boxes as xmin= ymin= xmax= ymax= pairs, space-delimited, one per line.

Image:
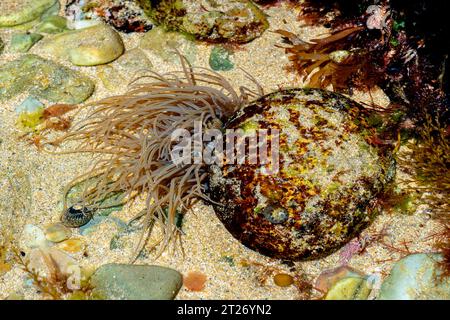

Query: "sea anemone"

xmin=47 ymin=56 xmax=263 ymax=261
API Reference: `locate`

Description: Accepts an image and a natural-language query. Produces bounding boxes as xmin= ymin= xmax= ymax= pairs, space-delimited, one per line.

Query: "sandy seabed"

xmin=0 ymin=1 xmax=440 ymax=300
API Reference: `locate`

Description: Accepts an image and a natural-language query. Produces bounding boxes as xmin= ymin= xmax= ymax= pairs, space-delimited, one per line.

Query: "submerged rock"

xmin=0 ymin=54 xmax=94 ymax=103
xmin=44 ymin=223 xmax=72 ymax=243
xmin=36 ymin=15 xmax=68 ymax=34
xmin=209 ymin=46 xmax=234 ymax=71
xmin=10 ymin=33 xmax=43 ymax=53
xmin=90 ymin=264 xmax=183 ymax=300
xmin=97 ymin=48 xmax=153 ymax=90
xmin=315 ymin=266 xmax=365 ymax=293
xmin=65 ymin=0 xmax=154 ymax=33
xmin=39 ymin=23 xmax=125 ymax=66
xmin=15 ymin=97 xmax=45 ymax=131
xmin=139 ymin=26 xmax=197 ymax=64
xmin=20 ymin=224 xmax=49 ymax=249
xmin=57 ymin=238 xmax=85 ymax=253
xmin=26 ymin=247 xmax=79 ymax=280
xmin=0 ymin=0 xmax=57 ymax=27
xmin=138 ymin=0 xmax=269 ymax=43
xmin=15 ymin=96 xmax=44 ymax=114
xmin=209 ymin=88 xmax=395 ymax=261
xmin=324 ymin=276 xmax=372 ymax=300
xmin=378 ymin=253 xmax=450 ymax=300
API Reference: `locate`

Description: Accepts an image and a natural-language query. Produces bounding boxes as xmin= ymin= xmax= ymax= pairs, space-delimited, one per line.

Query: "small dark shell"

xmin=61 ymin=204 xmax=94 ymax=228
xmin=208 ymin=88 xmax=395 ymax=261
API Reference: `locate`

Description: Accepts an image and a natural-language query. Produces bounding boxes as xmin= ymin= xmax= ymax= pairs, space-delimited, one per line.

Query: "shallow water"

xmin=0 ymin=1 xmax=443 ymax=300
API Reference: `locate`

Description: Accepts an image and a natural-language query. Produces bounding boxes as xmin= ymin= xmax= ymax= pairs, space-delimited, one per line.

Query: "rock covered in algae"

xmin=0 ymin=54 xmax=94 ymax=104
xmin=38 ymin=23 xmax=125 ymax=66
xmin=0 ymin=0 xmax=57 ymax=27
xmin=209 ymin=88 xmax=395 ymax=261
xmin=137 ymin=0 xmax=269 ymax=43
xmin=65 ymin=0 xmax=154 ymax=33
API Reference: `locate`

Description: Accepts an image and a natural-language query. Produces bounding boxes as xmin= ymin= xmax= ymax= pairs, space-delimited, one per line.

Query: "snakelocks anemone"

xmin=49 ymin=56 xmax=395 ymax=262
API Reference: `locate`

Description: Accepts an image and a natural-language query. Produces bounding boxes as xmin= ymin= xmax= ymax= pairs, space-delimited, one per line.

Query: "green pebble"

xmin=10 ymin=33 xmax=43 ymax=53
xmin=90 ymin=264 xmax=183 ymax=300
xmin=36 ymin=15 xmax=68 ymax=34
xmin=15 ymin=96 xmax=43 ymax=114
xmin=378 ymin=253 xmax=450 ymax=300
xmin=325 ymin=277 xmax=372 ymax=300
xmin=209 ymin=46 xmax=234 ymax=71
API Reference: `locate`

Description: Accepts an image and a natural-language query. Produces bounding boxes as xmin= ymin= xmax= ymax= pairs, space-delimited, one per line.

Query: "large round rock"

xmin=208 ymin=88 xmax=395 ymax=261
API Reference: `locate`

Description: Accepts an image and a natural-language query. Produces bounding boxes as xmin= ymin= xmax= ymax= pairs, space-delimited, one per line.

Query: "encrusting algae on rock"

xmin=208 ymin=88 xmax=396 ymax=260
xmin=137 ymin=0 xmax=269 ymax=43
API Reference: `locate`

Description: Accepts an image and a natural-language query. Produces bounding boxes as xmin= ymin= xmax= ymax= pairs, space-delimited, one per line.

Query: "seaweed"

xmin=277 ymin=0 xmax=449 ymax=125
xmin=13 ymin=248 xmax=94 ymax=300
xmin=276 ymin=0 xmax=449 ymax=276
xmin=20 ymin=104 xmax=77 ymax=149
xmin=276 ymin=27 xmax=366 ymax=90
xmin=398 ymin=117 xmax=449 ymax=218
xmin=398 ymin=116 xmax=450 ymax=275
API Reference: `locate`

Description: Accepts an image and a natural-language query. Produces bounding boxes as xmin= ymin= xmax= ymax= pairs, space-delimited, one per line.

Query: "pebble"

xmin=39 ymin=23 xmax=125 ymax=66
xmin=139 ymin=27 xmax=197 ymax=64
xmin=10 ymin=33 xmax=43 ymax=53
xmin=20 ymin=224 xmax=50 ymax=249
xmin=26 ymin=247 xmax=79 ymax=280
xmin=44 ymin=223 xmax=72 ymax=243
xmin=0 ymin=0 xmax=57 ymax=27
xmin=90 ymin=264 xmax=183 ymax=300
xmin=15 ymin=97 xmax=45 ymax=131
xmin=324 ymin=277 xmax=372 ymax=300
xmin=97 ymin=48 xmax=152 ymax=90
xmin=378 ymin=253 xmax=450 ymax=300
xmin=15 ymin=96 xmax=44 ymax=114
xmin=273 ymin=273 xmax=294 ymax=287
xmin=57 ymin=238 xmax=85 ymax=253
xmin=315 ymin=266 xmax=364 ymax=293
xmin=209 ymin=46 xmax=234 ymax=71
xmin=36 ymin=15 xmax=68 ymax=34
xmin=0 ymin=54 xmax=95 ymax=103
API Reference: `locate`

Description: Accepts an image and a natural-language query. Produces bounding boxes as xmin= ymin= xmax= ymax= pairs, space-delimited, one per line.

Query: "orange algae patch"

xmin=183 ymin=271 xmax=207 ymax=292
